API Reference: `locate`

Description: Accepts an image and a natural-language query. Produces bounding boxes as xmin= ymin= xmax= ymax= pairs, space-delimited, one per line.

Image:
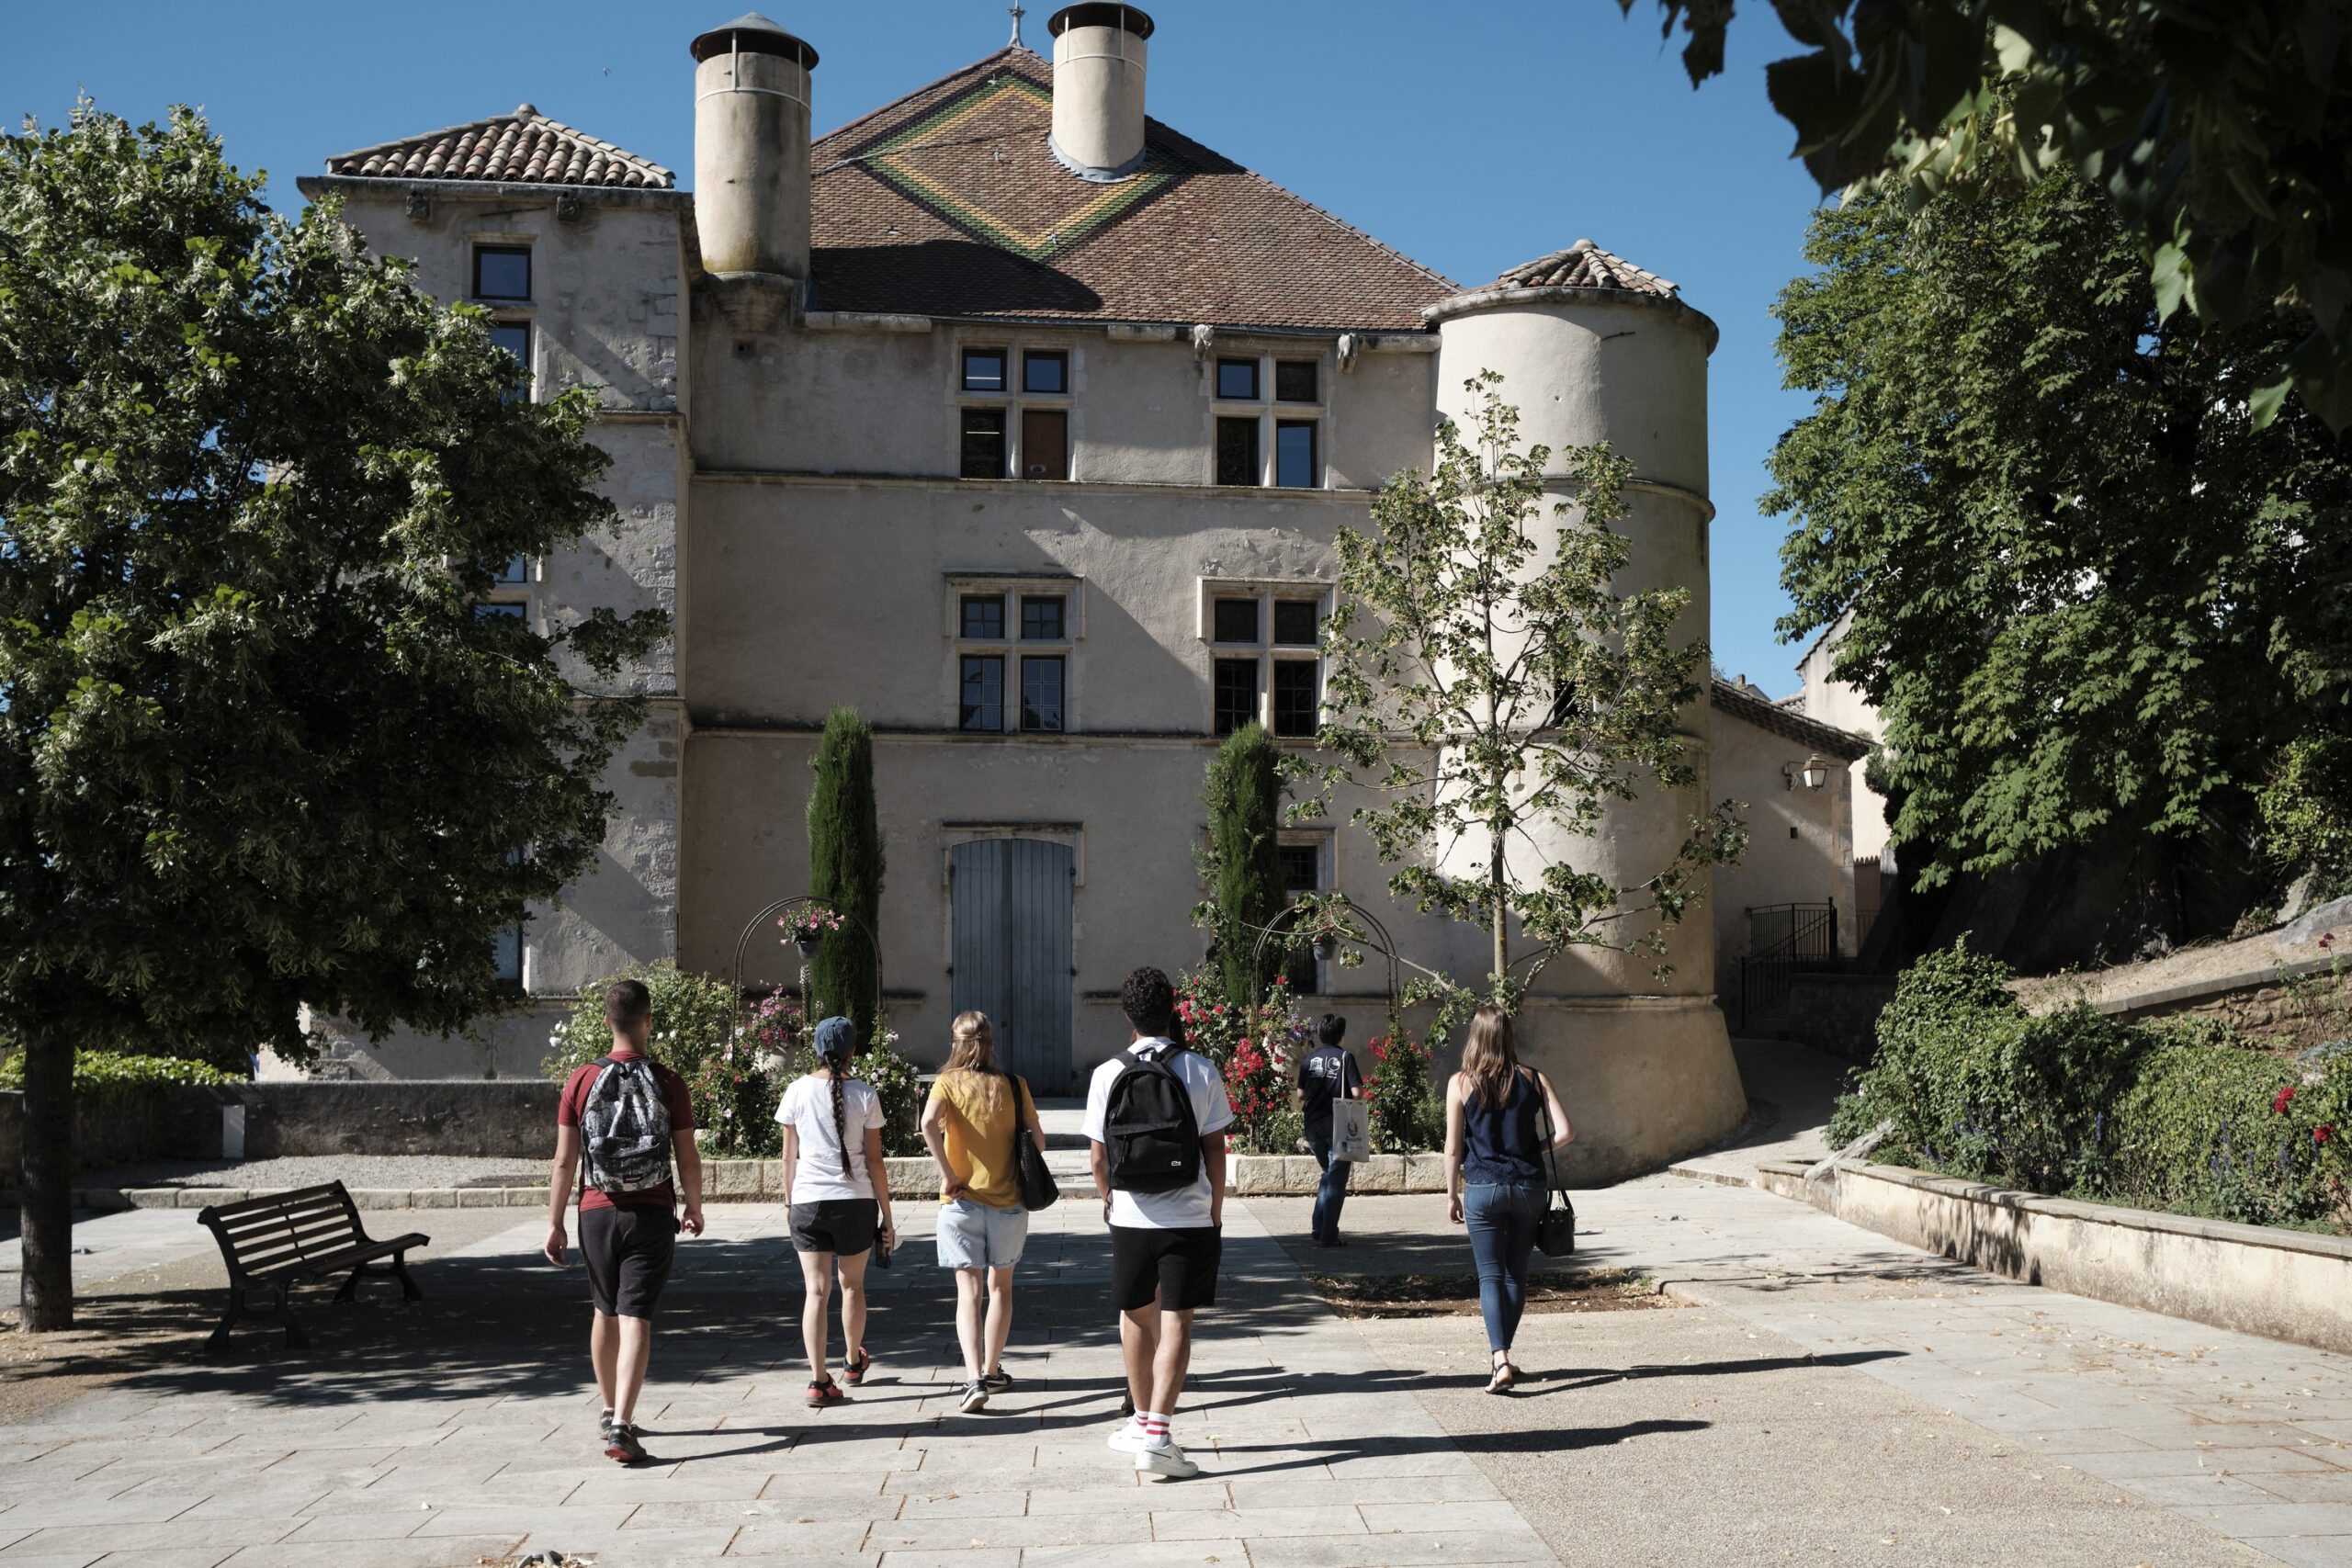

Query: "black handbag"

xmin=1532 ymin=1071 xmax=1576 ymax=1257
xmin=1005 ymin=1070 xmax=1060 ymax=1211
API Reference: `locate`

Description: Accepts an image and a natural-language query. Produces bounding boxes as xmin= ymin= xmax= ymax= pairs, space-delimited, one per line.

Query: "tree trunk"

xmin=1489 ymin=826 xmax=1509 ymax=989
xmin=17 ymin=1035 xmax=74 ymax=1332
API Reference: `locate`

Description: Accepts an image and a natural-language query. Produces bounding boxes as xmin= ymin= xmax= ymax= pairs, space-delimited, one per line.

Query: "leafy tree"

xmin=806 ymin=707 xmax=883 ymax=1038
xmin=0 ymin=106 xmax=664 ymax=1329
xmin=1202 ymin=722 xmax=1286 ymax=1003
xmin=1768 ymin=168 xmax=2352 ymax=913
xmin=1306 ymin=376 xmax=1744 ymax=1029
xmin=1622 ymin=1 xmax=2352 ymax=429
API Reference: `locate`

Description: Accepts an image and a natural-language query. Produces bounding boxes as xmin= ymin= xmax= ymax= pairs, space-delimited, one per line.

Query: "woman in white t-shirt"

xmin=776 ymin=1015 xmax=896 ymax=1408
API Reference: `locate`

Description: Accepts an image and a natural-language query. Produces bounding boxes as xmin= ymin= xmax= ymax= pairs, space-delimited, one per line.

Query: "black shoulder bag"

xmin=1532 ymin=1070 xmax=1577 ymax=1257
xmin=1002 ymin=1069 xmax=1060 ymax=1211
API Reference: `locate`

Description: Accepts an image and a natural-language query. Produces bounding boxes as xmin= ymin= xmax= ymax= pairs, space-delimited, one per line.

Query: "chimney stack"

xmin=690 ymin=12 xmax=819 ymax=278
xmin=1046 ymin=4 xmax=1153 ymax=182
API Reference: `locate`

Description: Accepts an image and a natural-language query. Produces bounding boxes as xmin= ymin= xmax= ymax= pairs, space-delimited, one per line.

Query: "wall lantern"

xmin=1784 ymin=755 xmax=1831 ymax=791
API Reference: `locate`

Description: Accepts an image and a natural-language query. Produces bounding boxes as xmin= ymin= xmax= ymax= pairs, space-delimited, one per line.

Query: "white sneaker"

xmin=1108 ymin=1420 xmax=1150 ymax=1453
xmin=1136 ymin=1440 xmax=1200 ymax=1479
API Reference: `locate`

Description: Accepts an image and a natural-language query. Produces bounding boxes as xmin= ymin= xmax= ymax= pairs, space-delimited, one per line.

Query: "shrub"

xmin=1833 ymin=940 xmax=2352 ymax=1226
xmin=1204 ymin=723 xmax=1286 ymax=1004
xmin=1364 ymin=1028 xmax=1438 ymax=1155
xmin=1175 ymin=969 xmax=1304 ymax=1155
xmin=0 ymin=1050 xmax=237 ymax=1095
xmin=545 ymin=962 xmax=757 ymax=1150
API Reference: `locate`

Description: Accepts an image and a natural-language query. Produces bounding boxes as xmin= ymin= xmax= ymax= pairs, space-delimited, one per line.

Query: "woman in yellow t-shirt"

xmin=920 ymin=1010 xmax=1047 ymax=1414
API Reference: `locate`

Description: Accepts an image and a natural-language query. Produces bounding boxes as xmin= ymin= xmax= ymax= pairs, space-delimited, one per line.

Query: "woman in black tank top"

xmin=1444 ymin=1008 xmax=1573 ymax=1393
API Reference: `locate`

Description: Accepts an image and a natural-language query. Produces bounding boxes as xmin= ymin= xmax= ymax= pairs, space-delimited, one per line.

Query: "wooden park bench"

xmin=196 ymin=1181 xmax=429 ymax=1352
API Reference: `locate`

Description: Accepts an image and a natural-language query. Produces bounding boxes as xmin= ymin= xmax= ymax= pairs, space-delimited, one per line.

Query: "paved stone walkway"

xmin=1 ymin=1153 xmax=2347 ymax=1566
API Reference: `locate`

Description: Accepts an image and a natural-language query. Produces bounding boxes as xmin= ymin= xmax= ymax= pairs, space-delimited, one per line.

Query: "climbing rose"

xmin=2317 ymin=1124 xmax=2335 ymax=1145
xmin=2274 ymin=1086 xmax=2297 ymax=1114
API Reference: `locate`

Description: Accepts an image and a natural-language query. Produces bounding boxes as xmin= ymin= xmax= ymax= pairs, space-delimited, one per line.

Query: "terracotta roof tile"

xmin=326 ymin=105 xmax=674 ymax=189
xmin=808 ymin=48 xmax=1453 ymax=331
xmin=1480 ymin=239 xmax=1678 ymax=299
xmin=1710 ymin=679 xmax=1871 ymax=762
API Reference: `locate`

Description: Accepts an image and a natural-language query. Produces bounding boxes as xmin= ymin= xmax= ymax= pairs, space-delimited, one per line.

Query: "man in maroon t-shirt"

xmin=547 ymin=978 xmax=704 ymax=1464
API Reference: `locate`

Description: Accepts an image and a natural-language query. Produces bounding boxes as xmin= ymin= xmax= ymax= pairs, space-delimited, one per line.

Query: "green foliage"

xmin=1203 ymin=724 xmax=1286 ymax=1005
xmin=808 ymin=709 xmax=884 ymax=1040
xmin=0 ymin=104 xmax=666 ymax=1067
xmin=544 ymin=961 xmax=751 ymax=1145
xmin=1309 ymin=377 xmax=1744 ymax=1034
xmin=1835 ymin=942 xmax=2352 ymax=1227
xmin=1623 ymin=1 xmax=2352 ymax=430
xmin=1364 ymin=1029 xmax=1441 ymax=1156
xmin=853 ymin=1022 xmax=925 ymax=1157
xmin=0 ymin=1050 xmax=236 ymax=1095
xmin=1770 ymin=171 xmax=2352 ymax=900
xmin=2259 ymin=736 xmax=2352 ymax=899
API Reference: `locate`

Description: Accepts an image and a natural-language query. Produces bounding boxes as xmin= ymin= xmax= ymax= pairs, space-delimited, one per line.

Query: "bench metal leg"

xmin=272 ymin=1283 xmax=309 ymax=1350
xmin=334 ymin=1254 xmax=425 ymax=1304
xmin=390 ymin=1252 xmax=424 ymax=1302
xmin=205 ymin=1289 xmax=245 ymax=1355
xmin=209 ymin=1282 xmax=307 ymax=1353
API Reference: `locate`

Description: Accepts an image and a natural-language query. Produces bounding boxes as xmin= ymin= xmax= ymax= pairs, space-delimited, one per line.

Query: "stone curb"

xmin=1755 ymin=1156 xmax=2352 ymax=1355
xmin=35 ymin=1152 xmax=1453 ymax=1212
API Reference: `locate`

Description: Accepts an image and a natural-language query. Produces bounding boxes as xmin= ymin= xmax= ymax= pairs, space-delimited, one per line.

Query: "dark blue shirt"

xmin=1462 ymin=1067 xmax=1545 ymax=1185
xmin=1297 ymin=1043 xmax=1363 ymax=1146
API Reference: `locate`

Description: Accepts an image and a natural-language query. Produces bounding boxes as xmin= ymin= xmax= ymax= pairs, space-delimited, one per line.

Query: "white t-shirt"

xmin=1081 ymin=1037 xmax=1234 ymax=1230
xmin=775 ymin=1074 xmax=881 ymax=1204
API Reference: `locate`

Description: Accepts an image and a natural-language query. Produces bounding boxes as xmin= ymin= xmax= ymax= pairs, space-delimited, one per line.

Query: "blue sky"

xmin=5 ymin=0 xmax=1827 ymax=694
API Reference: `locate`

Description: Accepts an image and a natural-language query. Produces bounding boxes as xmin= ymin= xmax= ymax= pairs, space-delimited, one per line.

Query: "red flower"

xmin=2316 ymin=1124 xmax=2335 ymax=1145
xmin=2321 ymin=931 xmax=2336 ymax=950
xmin=2275 ymin=1086 xmax=2298 ymax=1115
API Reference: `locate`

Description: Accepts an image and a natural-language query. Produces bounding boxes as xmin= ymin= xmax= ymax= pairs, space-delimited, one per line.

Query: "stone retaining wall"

xmin=1758 ymin=1157 xmax=2352 ymax=1355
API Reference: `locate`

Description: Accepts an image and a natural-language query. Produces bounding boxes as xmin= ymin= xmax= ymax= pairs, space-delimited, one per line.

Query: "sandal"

xmin=842 ymin=1348 xmax=872 ymax=1386
xmin=1486 ymin=1352 xmax=1518 ymax=1396
xmin=807 ymin=1376 xmax=846 ymax=1408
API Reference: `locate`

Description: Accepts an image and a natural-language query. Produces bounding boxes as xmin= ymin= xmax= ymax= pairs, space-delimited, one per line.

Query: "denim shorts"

xmin=935 ymin=1197 xmax=1030 ymax=1270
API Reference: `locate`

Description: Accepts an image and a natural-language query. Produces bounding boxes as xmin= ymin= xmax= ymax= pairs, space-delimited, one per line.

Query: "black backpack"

xmin=1104 ymin=1045 xmax=1202 ymax=1192
xmin=581 ymin=1056 xmax=673 ymax=1195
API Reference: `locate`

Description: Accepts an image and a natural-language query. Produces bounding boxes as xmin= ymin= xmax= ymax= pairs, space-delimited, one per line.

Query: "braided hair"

xmin=813 ymin=1015 xmax=859 ymax=1179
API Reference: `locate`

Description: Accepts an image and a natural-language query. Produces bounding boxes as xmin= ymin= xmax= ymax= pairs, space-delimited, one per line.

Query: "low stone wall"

xmin=1758 ymin=1157 xmax=2352 ymax=1355
xmin=1771 ymin=973 xmax=1898 ymax=1062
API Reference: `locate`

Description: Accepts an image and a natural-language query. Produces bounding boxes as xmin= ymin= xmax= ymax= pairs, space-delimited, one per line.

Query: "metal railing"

xmin=1738 ymin=902 xmax=1838 ymax=1030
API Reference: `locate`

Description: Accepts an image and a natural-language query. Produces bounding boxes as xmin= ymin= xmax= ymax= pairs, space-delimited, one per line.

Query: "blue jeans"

xmin=1463 ymin=1181 xmax=1545 ymax=1353
xmin=1309 ymin=1140 xmax=1351 ymax=1244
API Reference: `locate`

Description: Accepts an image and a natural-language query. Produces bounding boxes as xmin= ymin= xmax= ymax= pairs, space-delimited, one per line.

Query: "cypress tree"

xmin=1205 ymin=722 xmax=1285 ymax=1003
xmin=808 ymin=707 xmax=884 ymax=1039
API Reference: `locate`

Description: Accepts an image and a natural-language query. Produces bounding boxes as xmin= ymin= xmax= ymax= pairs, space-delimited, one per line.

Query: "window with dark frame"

xmin=1275 ymin=420 xmax=1319 ymax=489
xmin=476 ymin=602 xmax=526 ymax=621
xmin=1272 ymin=660 xmax=1320 ymax=738
xmin=960 ymin=654 xmax=1005 ymax=731
xmin=1213 ymin=658 xmax=1260 ymax=736
xmin=1278 ymin=842 xmax=1322 ymax=994
xmin=1216 ymin=416 xmax=1260 ymax=486
xmin=1275 ymin=360 xmax=1318 ymax=402
xmin=1213 ymin=597 xmax=1260 ymax=644
xmin=1021 ymin=594 xmax=1066 ymax=640
xmin=1023 ymin=351 xmax=1068 ymax=394
xmin=474 ymin=246 xmax=531 ymax=301
xmin=495 ymin=557 xmax=531 ymax=587
xmin=962 ymin=349 xmax=1007 ymax=392
xmin=1272 ymin=599 xmax=1319 ymax=646
xmin=961 ymin=594 xmax=1006 ymax=640
xmin=488 ymin=321 xmax=531 ymax=400
xmin=961 ymin=407 xmax=1007 ymax=479
xmin=1020 ymin=656 xmax=1066 ymax=732
xmin=1216 ymin=358 xmax=1259 ymax=400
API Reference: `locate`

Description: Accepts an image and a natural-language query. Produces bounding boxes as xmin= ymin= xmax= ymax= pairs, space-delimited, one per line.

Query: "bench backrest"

xmin=198 ymin=1182 xmax=367 ymax=1274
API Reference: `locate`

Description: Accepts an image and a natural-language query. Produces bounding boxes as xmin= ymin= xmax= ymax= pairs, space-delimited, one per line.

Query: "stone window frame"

xmin=468 ymin=230 xmax=538 ymax=403
xmin=1197 ymin=578 xmax=1329 ymax=739
xmin=946 ymin=571 xmax=1084 ymax=736
xmin=951 ymin=331 xmax=1084 ymax=481
xmin=1274 ymin=829 xmax=1336 ymax=996
xmin=1206 ymin=347 xmax=1330 ymax=491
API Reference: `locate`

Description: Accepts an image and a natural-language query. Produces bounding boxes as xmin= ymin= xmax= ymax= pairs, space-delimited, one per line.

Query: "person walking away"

xmin=1443 ymin=1007 xmax=1572 ymax=1394
xmin=546 ymin=978 xmax=705 ymax=1464
xmin=777 ymin=1015 xmax=897 ymax=1408
xmin=1085 ymin=965 xmax=1233 ymax=1479
xmin=921 ymin=1010 xmax=1047 ymax=1414
xmin=1295 ymin=1013 xmax=1363 ymax=1247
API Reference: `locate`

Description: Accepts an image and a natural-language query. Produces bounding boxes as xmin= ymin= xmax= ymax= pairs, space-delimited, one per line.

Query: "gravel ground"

xmin=84 ymin=1154 xmax=548 ymax=1190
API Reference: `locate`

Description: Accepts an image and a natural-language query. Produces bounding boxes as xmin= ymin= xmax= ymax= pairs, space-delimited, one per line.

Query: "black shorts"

xmin=791 ymin=1198 xmax=877 ymax=1256
xmin=580 ymin=1203 xmax=676 ymax=1319
xmin=1110 ymin=1224 xmax=1221 ymax=1313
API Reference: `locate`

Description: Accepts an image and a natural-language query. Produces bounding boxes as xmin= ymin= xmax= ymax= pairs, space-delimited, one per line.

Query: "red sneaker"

xmin=842 ymin=1348 xmax=872 ymax=1386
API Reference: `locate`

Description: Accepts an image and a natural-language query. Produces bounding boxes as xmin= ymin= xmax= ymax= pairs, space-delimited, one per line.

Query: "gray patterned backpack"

xmin=582 ymin=1056 xmax=673 ymax=1194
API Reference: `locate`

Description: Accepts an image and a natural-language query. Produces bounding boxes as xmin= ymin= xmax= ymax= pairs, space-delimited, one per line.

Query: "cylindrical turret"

xmin=1047 ymin=4 xmax=1153 ymax=181
xmin=691 ymin=12 xmax=819 ymax=278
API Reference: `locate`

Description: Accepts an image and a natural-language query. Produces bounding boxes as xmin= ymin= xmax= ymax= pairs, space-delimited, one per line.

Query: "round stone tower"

xmin=1425 ymin=240 xmax=1746 ymax=1181
xmin=690 ymin=11 xmax=819 ymax=279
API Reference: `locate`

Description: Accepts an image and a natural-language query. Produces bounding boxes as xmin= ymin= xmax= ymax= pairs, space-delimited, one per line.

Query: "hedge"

xmin=1832 ymin=942 xmax=2351 ymax=1229
xmin=0 ymin=1050 xmax=238 ymax=1095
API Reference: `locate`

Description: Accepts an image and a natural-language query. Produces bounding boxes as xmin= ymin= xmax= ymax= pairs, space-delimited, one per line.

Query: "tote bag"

xmin=1330 ymin=1098 xmax=1374 ymax=1164
xmin=1003 ymin=1071 xmax=1060 ymax=1211
xmin=1532 ymin=1072 xmax=1576 ymax=1257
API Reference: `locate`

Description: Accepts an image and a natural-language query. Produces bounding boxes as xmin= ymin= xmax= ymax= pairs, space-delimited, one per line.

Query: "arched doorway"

xmin=949 ymin=837 xmax=1075 ymax=1091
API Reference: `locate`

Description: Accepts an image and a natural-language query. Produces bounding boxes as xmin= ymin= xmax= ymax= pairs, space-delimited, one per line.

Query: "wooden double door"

xmin=949 ymin=838 xmax=1074 ymax=1091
